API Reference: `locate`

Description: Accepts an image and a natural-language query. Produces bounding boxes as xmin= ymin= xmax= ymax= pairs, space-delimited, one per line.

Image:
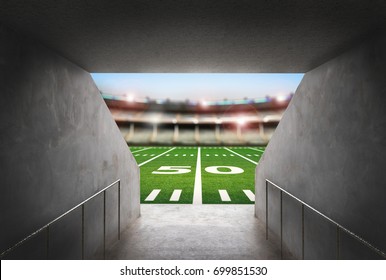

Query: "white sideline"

xmin=138 ymin=147 xmax=176 ymax=167
xmin=243 ymin=190 xmax=255 ymax=201
xmin=170 ymin=189 xmax=182 ymax=201
xmin=219 ymin=190 xmax=231 ymax=201
xmin=193 ymin=147 xmax=202 ymax=204
xmin=145 ymin=189 xmax=161 ymax=201
xmin=223 ymin=147 xmax=259 ymax=165
xmin=131 ymin=147 xmax=152 ymax=154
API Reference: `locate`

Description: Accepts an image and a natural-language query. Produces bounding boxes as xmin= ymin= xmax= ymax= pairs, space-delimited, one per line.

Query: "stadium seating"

xmin=110 ymin=96 xmax=288 ymax=146
xmin=177 ymin=126 xmax=197 ymax=145
xmin=129 ymin=125 xmax=153 ymax=144
xmin=153 ymin=125 xmax=174 ymax=144
xmin=199 ymin=127 xmax=218 ymax=145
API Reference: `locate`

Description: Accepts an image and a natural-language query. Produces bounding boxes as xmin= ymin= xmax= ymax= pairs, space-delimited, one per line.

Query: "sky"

xmin=91 ymin=73 xmax=304 ymax=101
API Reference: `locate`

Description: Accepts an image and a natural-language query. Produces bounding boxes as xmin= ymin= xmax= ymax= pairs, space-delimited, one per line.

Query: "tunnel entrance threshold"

xmin=107 ymin=204 xmax=281 ymax=260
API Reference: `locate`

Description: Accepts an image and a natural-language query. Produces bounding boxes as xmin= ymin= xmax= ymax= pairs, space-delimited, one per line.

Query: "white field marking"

xmin=131 ymin=147 xmax=152 ymax=154
xmin=243 ymin=190 xmax=255 ymax=202
xmin=215 ymin=154 xmax=218 ymax=156
xmin=143 ymin=154 xmax=148 ymax=156
xmin=175 ymin=154 xmax=179 ymax=156
xmin=183 ymin=154 xmax=186 ymax=156
xmin=170 ymin=189 xmax=182 ymax=201
xmin=206 ymin=154 xmax=210 ymax=156
xmin=193 ymin=147 xmax=202 ymax=204
xmin=254 ymin=154 xmax=260 ymax=157
xmin=190 ymin=154 xmax=194 ymax=156
xmin=138 ymin=147 xmax=176 ymax=167
xmin=230 ymin=154 xmax=234 ymax=157
xmin=223 ymin=154 xmax=227 ymax=156
xmin=150 ymin=154 xmax=155 ymax=156
xmin=223 ymin=147 xmax=259 ymax=165
xmin=247 ymin=154 xmax=252 ymax=157
xmin=145 ymin=189 xmax=161 ymax=201
xmin=219 ymin=190 xmax=231 ymax=202
xmin=166 ymin=154 xmax=170 ymax=156
xmin=135 ymin=154 xmax=140 ymax=156
xmin=249 ymin=147 xmax=265 ymax=153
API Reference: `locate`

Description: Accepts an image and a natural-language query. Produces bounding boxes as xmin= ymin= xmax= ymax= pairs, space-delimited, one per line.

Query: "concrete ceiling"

xmin=1 ymin=0 xmax=386 ymax=73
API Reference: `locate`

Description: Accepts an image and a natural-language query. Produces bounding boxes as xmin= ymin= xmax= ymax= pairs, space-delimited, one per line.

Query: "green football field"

xmin=130 ymin=146 xmax=265 ymax=204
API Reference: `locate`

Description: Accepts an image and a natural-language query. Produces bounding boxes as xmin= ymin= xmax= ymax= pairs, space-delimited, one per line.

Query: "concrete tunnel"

xmin=0 ymin=1 xmax=386 ymax=260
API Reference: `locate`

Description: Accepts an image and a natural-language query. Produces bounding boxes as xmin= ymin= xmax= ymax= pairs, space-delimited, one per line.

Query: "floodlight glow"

xmin=237 ymin=118 xmax=246 ymax=126
xmin=275 ymin=95 xmax=287 ymax=103
xmin=172 ymin=119 xmax=177 ymax=124
xmin=124 ymin=94 xmax=134 ymax=102
xmin=201 ymin=100 xmax=208 ymax=107
xmin=193 ymin=119 xmax=199 ymax=124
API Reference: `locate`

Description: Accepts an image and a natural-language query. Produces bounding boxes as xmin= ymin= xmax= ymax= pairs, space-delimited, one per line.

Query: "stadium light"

xmin=275 ymin=95 xmax=287 ymax=103
xmin=237 ymin=118 xmax=246 ymax=126
xmin=200 ymin=100 xmax=208 ymax=107
xmin=124 ymin=93 xmax=135 ymax=102
xmin=193 ymin=119 xmax=199 ymax=124
xmin=172 ymin=119 xmax=178 ymax=124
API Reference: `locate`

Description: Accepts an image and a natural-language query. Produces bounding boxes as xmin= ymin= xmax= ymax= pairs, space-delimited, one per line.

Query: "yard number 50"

xmin=152 ymin=166 xmax=244 ymax=175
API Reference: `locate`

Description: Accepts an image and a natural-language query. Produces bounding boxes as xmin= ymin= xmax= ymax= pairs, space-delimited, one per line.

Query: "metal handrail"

xmin=1 ymin=179 xmax=121 ymax=259
xmin=265 ymin=179 xmax=385 ymax=259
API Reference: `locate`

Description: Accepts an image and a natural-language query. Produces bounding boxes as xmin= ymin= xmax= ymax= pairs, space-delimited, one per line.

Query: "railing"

xmin=1 ymin=179 xmax=121 ymax=259
xmin=265 ymin=179 xmax=385 ymax=259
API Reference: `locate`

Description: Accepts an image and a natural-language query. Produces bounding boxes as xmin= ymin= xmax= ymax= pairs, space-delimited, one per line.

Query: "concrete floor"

xmin=107 ymin=204 xmax=282 ymax=259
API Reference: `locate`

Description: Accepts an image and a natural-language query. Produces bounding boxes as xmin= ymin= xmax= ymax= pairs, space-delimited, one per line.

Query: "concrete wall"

xmin=0 ymin=24 xmax=140 ymax=259
xmin=255 ymin=32 xmax=386 ymax=259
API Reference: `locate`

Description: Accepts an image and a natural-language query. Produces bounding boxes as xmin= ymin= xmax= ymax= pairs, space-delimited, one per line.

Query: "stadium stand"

xmin=220 ymin=125 xmax=242 ymax=145
xmin=105 ymin=94 xmax=291 ymax=146
xmin=153 ymin=124 xmax=174 ymax=144
xmin=199 ymin=125 xmax=218 ymax=145
xmin=129 ymin=124 xmax=153 ymax=144
xmin=177 ymin=125 xmax=197 ymax=145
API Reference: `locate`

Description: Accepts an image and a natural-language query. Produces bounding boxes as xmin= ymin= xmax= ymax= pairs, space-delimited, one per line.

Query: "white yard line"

xmin=223 ymin=147 xmax=259 ymax=165
xmin=138 ymin=147 xmax=176 ymax=167
xmin=243 ymin=190 xmax=255 ymax=202
xmin=145 ymin=189 xmax=161 ymax=201
xmin=131 ymin=147 xmax=152 ymax=154
xmin=248 ymin=147 xmax=265 ymax=153
xmin=193 ymin=147 xmax=202 ymax=204
xmin=219 ymin=190 xmax=231 ymax=201
xmin=170 ymin=189 xmax=182 ymax=201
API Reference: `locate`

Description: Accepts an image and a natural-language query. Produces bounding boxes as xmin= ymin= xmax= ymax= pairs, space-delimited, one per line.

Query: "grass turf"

xmin=130 ymin=146 xmax=265 ymax=204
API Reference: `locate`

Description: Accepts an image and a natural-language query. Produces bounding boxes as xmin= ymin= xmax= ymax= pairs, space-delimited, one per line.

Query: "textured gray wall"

xmin=0 ymin=24 xmax=140 ymax=259
xmin=255 ymin=33 xmax=386 ymax=259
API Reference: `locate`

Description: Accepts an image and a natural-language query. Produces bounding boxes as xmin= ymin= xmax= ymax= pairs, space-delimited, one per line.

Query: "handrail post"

xmin=265 ymin=180 xmax=268 ymax=240
xmin=301 ymin=204 xmax=305 ymax=260
xmin=280 ymin=190 xmax=283 ymax=259
xmin=81 ymin=204 xmax=85 ymax=260
xmin=336 ymin=226 xmax=340 ymax=260
xmin=103 ymin=190 xmax=106 ymax=260
xmin=46 ymin=226 xmax=50 ymax=260
xmin=118 ymin=181 xmax=121 ymax=240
